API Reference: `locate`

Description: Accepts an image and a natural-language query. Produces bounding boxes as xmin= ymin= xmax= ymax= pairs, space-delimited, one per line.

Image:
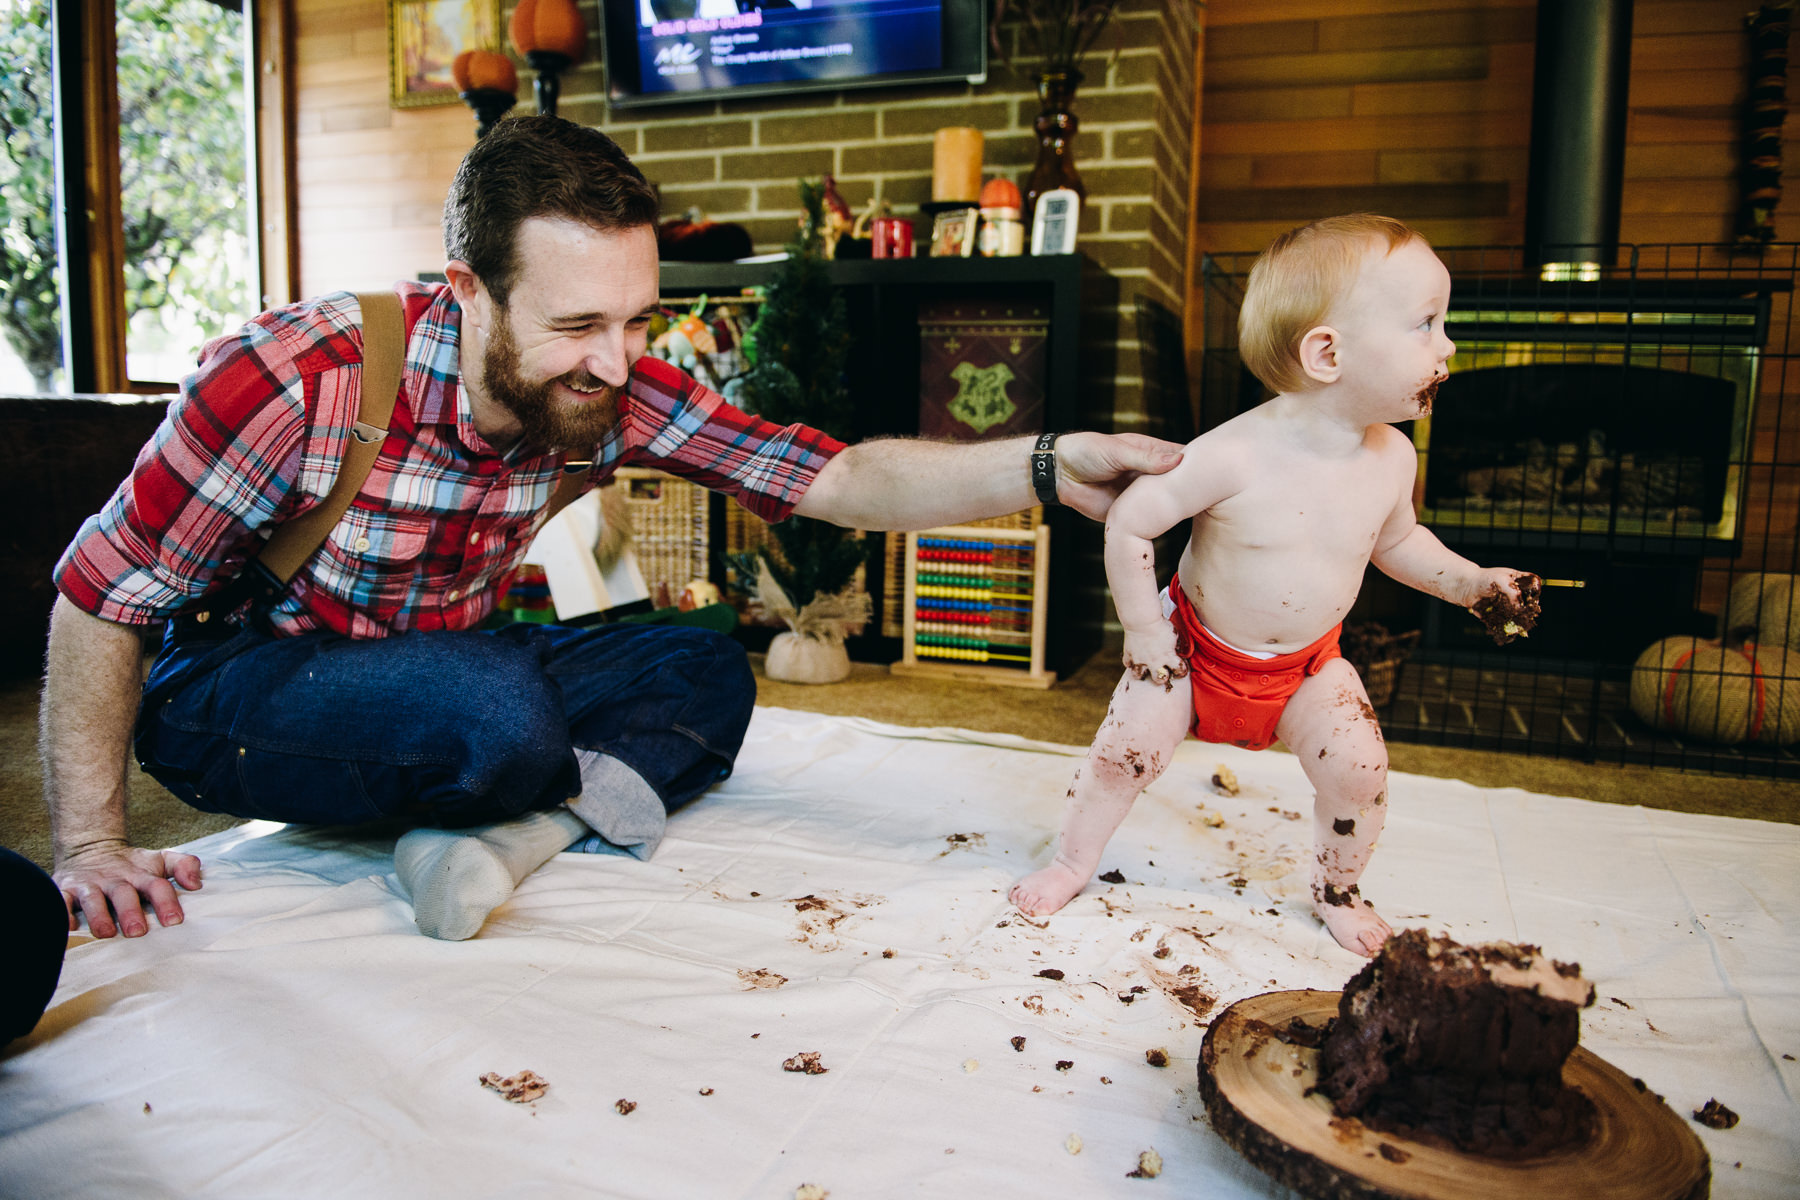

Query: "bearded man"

xmin=43 ymin=116 xmax=1180 ymax=943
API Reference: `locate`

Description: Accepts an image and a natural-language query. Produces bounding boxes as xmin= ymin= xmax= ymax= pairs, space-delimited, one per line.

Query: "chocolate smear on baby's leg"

xmin=1332 ymin=818 xmax=1356 ymax=836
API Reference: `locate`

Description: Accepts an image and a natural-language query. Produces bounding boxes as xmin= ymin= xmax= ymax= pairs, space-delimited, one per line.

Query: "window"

xmin=0 ymin=0 xmax=289 ymax=395
xmin=115 ymin=0 xmax=257 ymax=386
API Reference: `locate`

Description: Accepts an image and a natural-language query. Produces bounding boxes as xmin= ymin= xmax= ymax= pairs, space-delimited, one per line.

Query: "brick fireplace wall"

xmin=291 ymin=0 xmax=1202 ymax=436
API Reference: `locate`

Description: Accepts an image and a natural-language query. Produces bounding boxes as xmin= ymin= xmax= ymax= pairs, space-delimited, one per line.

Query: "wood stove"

xmin=1416 ymin=274 xmax=1776 ymax=555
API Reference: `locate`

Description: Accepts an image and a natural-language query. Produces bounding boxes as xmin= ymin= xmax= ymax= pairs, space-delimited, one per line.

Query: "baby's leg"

xmin=1275 ymin=659 xmax=1394 ymax=957
xmin=1009 ymin=671 xmax=1192 ymax=916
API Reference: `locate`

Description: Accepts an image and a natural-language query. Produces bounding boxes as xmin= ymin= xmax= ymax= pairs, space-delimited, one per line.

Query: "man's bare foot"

xmin=1312 ymin=882 xmax=1393 ymax=957
xmin=1009 ymin=859 xmax=1093 ymax=916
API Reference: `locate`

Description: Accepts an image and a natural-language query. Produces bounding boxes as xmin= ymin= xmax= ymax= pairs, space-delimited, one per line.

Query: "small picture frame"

xmin=388 ymin=0 xmax=503 ymax=109
xmin=930 ymin=207 xmax=979 ymax=258
xmin=1030 ymin=189 xmax=1080 ymax=256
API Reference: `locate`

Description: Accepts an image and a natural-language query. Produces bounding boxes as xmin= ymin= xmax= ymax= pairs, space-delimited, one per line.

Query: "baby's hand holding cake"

xmin=1470 ymin=572 xmax=1542 ymax=645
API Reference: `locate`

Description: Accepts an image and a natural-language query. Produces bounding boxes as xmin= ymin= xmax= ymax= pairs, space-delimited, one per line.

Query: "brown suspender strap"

xmin=544 ymin=460 xmax=593 ymax=526
xmin=256 ymin=291 xmax=406 ymax=584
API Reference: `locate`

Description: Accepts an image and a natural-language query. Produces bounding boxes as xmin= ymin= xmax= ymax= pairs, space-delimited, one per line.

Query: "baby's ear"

xmin=1297 ymin=325 xmax=1342 ymax=385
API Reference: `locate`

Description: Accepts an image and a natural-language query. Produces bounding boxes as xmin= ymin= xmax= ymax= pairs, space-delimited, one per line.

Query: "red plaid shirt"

xmin=55 ymin=282 xmax=843 ymax=638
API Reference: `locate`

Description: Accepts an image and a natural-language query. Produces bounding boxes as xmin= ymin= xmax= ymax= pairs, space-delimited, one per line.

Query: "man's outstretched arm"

xmin=790 ymin=431 xmax=1184 ymax=530
xmin=43 ymin=597 xmax=202 ymax=938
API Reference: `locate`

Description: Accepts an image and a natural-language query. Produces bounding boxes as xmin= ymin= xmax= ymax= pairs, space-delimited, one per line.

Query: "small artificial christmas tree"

xmin=723 ymin=179 xmax=873 ymax=677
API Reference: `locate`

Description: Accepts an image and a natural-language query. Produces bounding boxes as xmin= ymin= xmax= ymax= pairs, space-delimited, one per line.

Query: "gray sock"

xmin=393 ymin=807 xmax=586 ymax=940
xmin=567 ymin=749 xmax=668 ymax=860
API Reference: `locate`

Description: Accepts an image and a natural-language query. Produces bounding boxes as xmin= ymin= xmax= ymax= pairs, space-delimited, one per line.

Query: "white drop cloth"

xmin=2 ymin=707 xmax=1796 ymax=1199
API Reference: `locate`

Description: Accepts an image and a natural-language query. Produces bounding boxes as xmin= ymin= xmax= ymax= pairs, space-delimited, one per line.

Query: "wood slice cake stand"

xmin=1197 ymin=990 xmax=1710 ymax=1200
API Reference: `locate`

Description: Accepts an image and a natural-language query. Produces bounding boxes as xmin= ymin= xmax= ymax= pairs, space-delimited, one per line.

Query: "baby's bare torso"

xmin=1178 ymin=411 xmax=1412 ymax=653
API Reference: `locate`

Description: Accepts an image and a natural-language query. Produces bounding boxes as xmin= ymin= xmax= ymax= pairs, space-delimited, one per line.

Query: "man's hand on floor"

xmin=53 ymin=841 xmax=202 ymax=938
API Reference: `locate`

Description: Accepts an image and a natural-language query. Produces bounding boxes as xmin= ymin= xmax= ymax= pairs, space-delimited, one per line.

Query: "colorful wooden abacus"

xmin=891 ymin=524 xmax=1054 ymax=688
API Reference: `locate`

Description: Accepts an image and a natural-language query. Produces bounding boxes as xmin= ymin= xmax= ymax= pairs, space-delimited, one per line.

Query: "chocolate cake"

xmin=1471 ymin=573 xmax=1542 ymax=645
xmin=1314 ymin=929 xmax=1597 ymax=1157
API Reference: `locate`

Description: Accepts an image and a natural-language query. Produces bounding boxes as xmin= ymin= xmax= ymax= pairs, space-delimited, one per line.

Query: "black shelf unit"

xmin=659 ymin=253 xmax=1114 ymax=678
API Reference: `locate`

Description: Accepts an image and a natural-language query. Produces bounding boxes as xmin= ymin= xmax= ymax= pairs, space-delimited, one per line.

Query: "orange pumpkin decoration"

xmin=451 ymin=49 xmax=518 ymax=95
xmin=509 ymin=0 xmax=587 ymax=61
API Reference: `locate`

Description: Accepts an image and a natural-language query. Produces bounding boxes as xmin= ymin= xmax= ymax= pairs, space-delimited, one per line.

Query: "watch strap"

xmin=1030 ymin=432 xmax=1059 ymax=506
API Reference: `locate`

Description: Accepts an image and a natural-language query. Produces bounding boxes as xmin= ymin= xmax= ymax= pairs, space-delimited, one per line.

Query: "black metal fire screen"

xmin=1198 ymin=243 xmax=1800 ymax=779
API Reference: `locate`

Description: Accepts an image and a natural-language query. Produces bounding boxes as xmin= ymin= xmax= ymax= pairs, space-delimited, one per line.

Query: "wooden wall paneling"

xmin=1204 ymin=0 xmax=1534 ymax=26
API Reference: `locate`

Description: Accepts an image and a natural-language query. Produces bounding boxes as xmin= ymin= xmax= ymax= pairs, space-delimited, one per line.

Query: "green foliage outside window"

xmin=0 ymin=0 xmax=250 ymax=392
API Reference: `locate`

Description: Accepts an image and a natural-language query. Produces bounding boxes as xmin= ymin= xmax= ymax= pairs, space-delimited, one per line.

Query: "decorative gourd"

xmin=979 ymin=177 xmax=1023 ymax=210
xmin=1629 ymin=635 xmax=1800 ymax=745
xmin=1748 ymin=644 xmax=1800 ymax=744
xmin=1719 ymin=572 xmax=1800 ymax=651
xmin=509 ymin=0 xmax=587 ymax=61
xmin=452 ymin=49 xmax=517 ymax=95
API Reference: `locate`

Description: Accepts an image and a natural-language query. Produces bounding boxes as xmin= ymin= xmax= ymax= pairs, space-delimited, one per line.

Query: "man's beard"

xmin=480 ymin=312 xmax=622 ymax=452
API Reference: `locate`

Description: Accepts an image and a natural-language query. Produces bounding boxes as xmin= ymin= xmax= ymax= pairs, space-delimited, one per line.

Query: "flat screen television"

xmin=602 ymin=0 xmax=987 ymax=109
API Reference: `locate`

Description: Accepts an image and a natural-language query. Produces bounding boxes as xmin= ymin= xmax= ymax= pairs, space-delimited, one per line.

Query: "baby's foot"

xmin=1312 ymin=882 xmax=1393 ymax=957
xmin=1009 ymin=859 xmax=1093 ymax=916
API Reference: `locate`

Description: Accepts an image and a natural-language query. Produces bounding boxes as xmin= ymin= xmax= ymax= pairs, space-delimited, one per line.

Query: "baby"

xmin=1009 ymin=214 xmax=1535 ymax=956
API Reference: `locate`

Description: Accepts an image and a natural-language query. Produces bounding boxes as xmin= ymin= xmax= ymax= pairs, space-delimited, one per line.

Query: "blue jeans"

xmin=134 ymin=620 xmax=756 ymax=829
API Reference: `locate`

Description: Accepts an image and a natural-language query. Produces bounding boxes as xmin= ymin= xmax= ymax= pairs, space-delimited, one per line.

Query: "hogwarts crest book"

xmin=916 ymin=296 xmax=1049 ymax=442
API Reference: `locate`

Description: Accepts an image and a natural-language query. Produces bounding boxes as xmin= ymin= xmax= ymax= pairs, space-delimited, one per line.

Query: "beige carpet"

xmin=3 ymin=650 xmax=1793 ymax=873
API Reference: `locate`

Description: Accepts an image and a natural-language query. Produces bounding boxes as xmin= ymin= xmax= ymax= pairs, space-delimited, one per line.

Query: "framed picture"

xmin=930 ymin=207 xmax=979 ymax=258
xmin=389 ymin=0 xmax=502 ymax=109
xmin=1030 ymin=189 xmax=1080 ymax=256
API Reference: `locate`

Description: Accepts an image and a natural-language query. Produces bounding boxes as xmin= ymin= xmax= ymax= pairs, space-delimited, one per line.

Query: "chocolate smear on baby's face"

xmin=1412 ymin=376 xmax=1439 ymax=415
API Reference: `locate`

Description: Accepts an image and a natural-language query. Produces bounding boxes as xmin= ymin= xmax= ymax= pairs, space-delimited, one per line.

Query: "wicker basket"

xmin=1342 ymin=625 xmax=1421 ymax=708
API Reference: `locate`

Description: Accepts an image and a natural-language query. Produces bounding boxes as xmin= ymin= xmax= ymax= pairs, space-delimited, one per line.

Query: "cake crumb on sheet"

xmin=479 ymin=1070 xmax=548 ymax=1104
xmin=1693 ymin=1099 xmax=1740 ymax=1129
xmin=738 ymin=968 xmax=788 ymax=990
xmin=783 ymin=1051 xmax=829 ymax=1075
xmin=1127 ymin=1148 xmax=1163 ymax=1178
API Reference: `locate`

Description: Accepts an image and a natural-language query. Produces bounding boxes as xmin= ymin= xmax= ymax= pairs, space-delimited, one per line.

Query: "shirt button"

xmin=447 ymin=588 xmax=460 ymax=601
xmin=354 ymin=536 xmax=371 ymax=552
xmin=469 ymin=531 xmax=481 ymax=544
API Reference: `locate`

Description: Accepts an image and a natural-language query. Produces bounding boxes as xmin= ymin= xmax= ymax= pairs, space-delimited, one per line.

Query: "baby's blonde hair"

xmin=1239 ymin=213 xmax=1424 ymax=395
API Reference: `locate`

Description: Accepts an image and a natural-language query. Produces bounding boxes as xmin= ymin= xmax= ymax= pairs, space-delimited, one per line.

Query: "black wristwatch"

xmin=1031 ymin=431 xmax=1060 ymax=506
